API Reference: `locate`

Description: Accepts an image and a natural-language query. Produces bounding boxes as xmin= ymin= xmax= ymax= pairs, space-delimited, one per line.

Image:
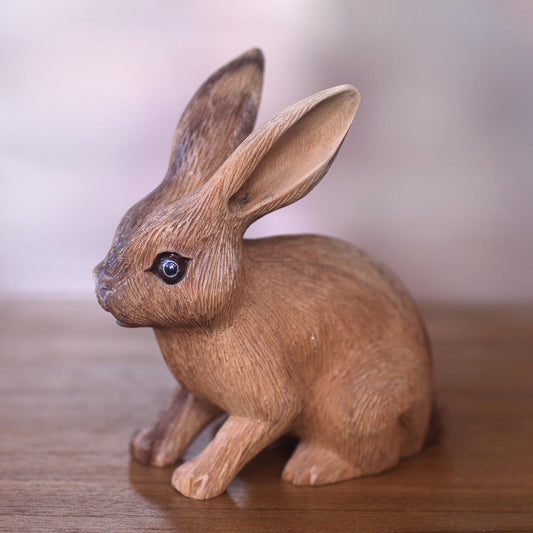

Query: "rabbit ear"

xmin=158 ymin=48 xmax=264 ymax=203
xmin=206 ymin=85 xmax=360 ymax=229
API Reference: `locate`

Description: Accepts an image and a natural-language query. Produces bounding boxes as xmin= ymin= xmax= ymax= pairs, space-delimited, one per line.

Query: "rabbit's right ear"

xmin=206 ymin=85 xmax=360 ymax=230
xmin=158 ymin=48 xmax=264 ymax=203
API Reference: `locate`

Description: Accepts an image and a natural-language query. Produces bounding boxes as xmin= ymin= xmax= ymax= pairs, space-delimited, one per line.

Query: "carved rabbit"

xmin=94 ymin=48 xmax=434 ymax=500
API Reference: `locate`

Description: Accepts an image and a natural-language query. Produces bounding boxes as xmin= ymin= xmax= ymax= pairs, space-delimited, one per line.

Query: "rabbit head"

xmin=94 ymin=48 xmax=360 ymax=330
xmin=94 ymin=49 xmax=263 ymax=327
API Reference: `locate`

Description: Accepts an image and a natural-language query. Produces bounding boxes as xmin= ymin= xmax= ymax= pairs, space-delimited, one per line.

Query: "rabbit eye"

xmin=151 ymin=252 xmax=189 ymax=285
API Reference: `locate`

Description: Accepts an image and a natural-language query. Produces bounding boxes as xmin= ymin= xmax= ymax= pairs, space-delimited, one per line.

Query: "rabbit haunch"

xmin=94 ymin=48 xmax=434 ymax=500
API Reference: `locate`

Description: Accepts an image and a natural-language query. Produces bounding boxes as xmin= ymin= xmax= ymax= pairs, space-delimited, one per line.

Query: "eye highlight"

xmin=150 ymin=252 xmax=189 ymax=285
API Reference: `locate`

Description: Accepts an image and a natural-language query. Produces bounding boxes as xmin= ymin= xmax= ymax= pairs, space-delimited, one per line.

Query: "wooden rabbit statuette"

xmin=94 ymin=48 xmax=435 ymax=500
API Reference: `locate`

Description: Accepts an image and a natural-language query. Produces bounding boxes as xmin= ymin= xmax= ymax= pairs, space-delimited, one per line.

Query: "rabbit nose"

xmin=93 ymin=260 xmax=107 ymax=278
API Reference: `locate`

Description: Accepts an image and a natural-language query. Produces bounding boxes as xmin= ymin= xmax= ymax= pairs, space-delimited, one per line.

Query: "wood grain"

xmin=1 ymin=299 xmax=531 ymax=531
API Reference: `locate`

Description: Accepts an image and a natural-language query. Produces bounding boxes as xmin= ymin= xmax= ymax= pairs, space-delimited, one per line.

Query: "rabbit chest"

xmin=154 ymin=325 xmax=303 ymax=420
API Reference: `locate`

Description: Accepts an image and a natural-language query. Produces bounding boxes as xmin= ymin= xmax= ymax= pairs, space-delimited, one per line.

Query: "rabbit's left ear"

xmin=207 ymin=85 xmax=360 ymax=229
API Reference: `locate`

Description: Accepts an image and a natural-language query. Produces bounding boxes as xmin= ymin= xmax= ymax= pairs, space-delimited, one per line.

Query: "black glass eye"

xmin=150 ymin=252 xmax=189 ymax=285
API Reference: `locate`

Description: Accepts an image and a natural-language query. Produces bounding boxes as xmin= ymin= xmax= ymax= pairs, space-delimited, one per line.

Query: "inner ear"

xmin=229 ymin=92 xmax=354 ymax=216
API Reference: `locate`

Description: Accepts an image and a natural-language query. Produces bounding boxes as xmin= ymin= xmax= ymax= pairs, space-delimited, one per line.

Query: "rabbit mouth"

xmin=95 ymin=284 xmax=113 ymax=311
xmin=93 ymin=267 xmax=118 ymax=312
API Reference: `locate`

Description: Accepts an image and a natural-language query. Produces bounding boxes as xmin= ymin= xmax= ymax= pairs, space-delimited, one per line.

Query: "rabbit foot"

xmin=130 ymin=387 xmax=221 ymax=468
xmin=282 ymin=440 xmax=360 ymax=486
xmin=130 ymin=426 xmax=178 ymax=467
xmin=171 ymin=461 xmax=224 ymax=500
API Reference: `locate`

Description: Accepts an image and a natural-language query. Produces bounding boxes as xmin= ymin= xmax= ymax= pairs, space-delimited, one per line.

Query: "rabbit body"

xmin=94 ymin=49 xmax=434 ymax=499
xmin=150 ymin=234 xmax=431 ymax=496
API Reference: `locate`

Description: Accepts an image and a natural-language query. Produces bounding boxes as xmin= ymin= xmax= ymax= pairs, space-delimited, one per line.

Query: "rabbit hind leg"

xmin=282 ymin=362 xmax=413 ymax=486
xmin=282 ymin=409 xmax=403 ymax=487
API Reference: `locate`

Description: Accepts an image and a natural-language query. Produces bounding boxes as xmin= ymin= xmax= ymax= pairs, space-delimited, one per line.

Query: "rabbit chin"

xmin=106 ymin=301 xmax=193 ymax=329
xmin=115 ymin=318 xmax=140 ymax=328
xmin=109 ymin=309 xmax=154 ymax=328
xmin=101 ymin=299 xmax=154 ymax=328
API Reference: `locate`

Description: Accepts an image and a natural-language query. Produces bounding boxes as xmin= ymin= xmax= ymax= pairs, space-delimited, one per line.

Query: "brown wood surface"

xmin=0 ymin=298 xmax=532 ymax=532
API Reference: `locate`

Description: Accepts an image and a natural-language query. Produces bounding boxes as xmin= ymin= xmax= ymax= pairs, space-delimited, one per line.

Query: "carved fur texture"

xmin=94 ymin=48 xmax=434 ymax=500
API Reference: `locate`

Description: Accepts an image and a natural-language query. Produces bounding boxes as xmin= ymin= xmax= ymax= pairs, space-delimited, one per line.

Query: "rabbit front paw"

xmin=130 ymin=426 xmax=178 ymax=467
xmin=171 ymin=461 xmax=226 ymax=500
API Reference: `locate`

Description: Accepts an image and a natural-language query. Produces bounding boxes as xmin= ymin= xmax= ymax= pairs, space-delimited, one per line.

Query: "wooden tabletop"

xmin=0 ymin=298 xmax=531 ymax=532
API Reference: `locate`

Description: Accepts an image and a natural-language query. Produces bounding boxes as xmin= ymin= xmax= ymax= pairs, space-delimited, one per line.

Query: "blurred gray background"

xmin=1 ymin=0 xmax=532 ymax=302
